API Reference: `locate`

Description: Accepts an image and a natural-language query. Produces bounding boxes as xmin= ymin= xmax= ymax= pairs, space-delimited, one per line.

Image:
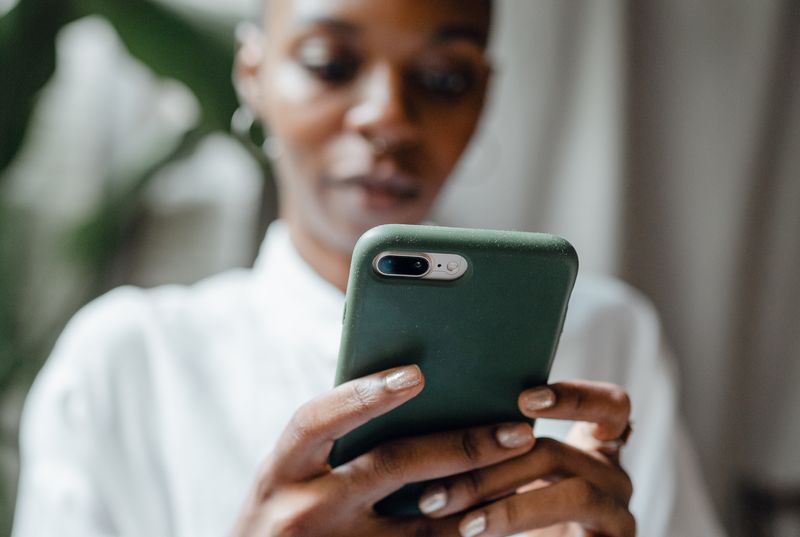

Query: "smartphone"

xmin=329 ymin=224 xmax=578 ymax=516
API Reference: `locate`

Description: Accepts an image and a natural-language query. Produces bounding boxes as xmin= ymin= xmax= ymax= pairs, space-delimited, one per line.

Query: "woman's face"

xmin=240 ymin=0 xmax=492 ymax=252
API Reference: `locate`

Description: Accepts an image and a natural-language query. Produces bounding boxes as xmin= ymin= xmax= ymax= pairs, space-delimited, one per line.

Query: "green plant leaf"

xmin=74 ymin=0 xmax=239 ymax=134
xmin=0 ymin=0 xmax=79 ymax=175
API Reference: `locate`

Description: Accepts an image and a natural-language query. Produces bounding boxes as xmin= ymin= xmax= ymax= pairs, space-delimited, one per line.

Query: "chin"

xmin=321 ymin=208 xmax=430 ymax=254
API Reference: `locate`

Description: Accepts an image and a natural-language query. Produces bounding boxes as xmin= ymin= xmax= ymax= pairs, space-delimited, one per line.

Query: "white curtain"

xmin=436 ymin=1 xmax=800 ymax=531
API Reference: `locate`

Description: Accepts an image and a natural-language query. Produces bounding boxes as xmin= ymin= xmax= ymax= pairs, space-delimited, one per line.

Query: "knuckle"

xmin=254 ymin=476 xmax=274 ymax=504
xmin=463 ymin=469 xmax=485 ymax=500
xmin=269 ymin=490 xmax=331 ymax=537
xmin=536 ymin=437 xmax=564 ymax=471
xmin=622 ymin=511 xmax=637 ymax=537
xmin=571 ymin=387 xmax=588 ymax=412
xmin=370 ymin=443 xmax=406 ymax=481
xmin=535 ymin=437 xmax=557 ymax=451
xmin=289 ymin=421 xmax=314 ymax=446
xmin=610 ymin=388 xmax=632 ymax=417
xmin=269 ymin=498 xmax=320 ymax=537
xmin=458 ymin=429 xmax=485 ymax=464
xmin=620 ymin=470 xmax=634 ymax=502
xmin=288 ymin=405 xmax=317 ymax=443
xmin=254 ymin=456 xmax=279 ymax=502
xmin=408 ymin=520 xmax=436 ymax=537
xmin=348 ymin=380 xmax=379 ymax=414
xmin=500 ymin=497 xmax=521 ymax=530
xmin=271 ymin=514 xmax=307 ymax=537
xmin=570 ymin=478 xmax=601 ymax=509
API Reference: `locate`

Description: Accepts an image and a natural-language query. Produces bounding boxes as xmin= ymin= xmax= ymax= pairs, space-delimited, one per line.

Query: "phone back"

xmin=331 ymin=224 xmax=578 ymax=514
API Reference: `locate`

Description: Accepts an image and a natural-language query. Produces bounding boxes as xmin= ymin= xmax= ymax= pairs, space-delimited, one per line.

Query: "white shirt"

xmin=13 ymin=221 xmax=726 ymax=537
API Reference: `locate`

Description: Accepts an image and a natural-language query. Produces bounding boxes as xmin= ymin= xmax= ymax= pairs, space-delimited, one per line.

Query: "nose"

xmin=344 ymin=63 xmax=419 ymax=152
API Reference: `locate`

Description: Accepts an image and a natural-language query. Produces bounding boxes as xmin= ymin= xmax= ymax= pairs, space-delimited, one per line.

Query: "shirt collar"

xmin=252 ymin=219 xmax=345 ymax=313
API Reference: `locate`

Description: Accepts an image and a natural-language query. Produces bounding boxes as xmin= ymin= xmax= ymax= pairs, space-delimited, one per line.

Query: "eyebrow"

xmin=294 ymin=17 xmax=360 ymax=34
xmin=295 ymin=18 xmax=488 ymax=47
xmin=433 ymin=25 xmax=489 ymax=47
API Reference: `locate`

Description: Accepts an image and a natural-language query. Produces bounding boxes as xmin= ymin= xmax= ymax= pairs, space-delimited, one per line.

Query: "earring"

xmin=262 ymin=136 xmax=284 ymax=160
xmin=231 ymin=106 xmax=257 ymax=137
xmin=232 ymin=105 xmax=275 ymax=159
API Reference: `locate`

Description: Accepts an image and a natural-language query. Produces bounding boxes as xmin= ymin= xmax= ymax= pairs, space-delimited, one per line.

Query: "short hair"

xmin=257 ymin=0 xmax=493 ymax=29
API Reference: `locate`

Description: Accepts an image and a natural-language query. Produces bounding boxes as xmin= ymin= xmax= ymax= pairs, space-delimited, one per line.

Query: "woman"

xmin=13 ymin=1 xmax=722 ymax=536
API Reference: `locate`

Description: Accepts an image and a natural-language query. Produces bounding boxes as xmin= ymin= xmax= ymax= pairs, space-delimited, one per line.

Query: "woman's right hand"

xmin=228 ymin=365 xmax=538 ymax=537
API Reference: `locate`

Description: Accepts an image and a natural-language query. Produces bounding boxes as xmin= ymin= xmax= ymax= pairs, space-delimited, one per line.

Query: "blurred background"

xmin=0 ymin=0 xmax=798 ymax=536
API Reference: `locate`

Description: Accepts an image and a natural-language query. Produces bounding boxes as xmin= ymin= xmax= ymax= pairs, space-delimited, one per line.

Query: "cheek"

xmin=263 ymin=63 xmax=348 ymax=158
xmin=422 ymin=101 xmax=484 ymax=175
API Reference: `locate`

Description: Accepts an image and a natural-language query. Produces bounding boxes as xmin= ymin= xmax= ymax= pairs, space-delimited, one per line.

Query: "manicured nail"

xmin=460 ymin=513 xmax=487 ymax=537
xmin=522 ymin=386 xmax=556 ymax=411
xmin=384 ymin=366 xmax=422 ymax=392
xmin=419 ymin=485 xmax=448 ymax=514
xmin=495 ymin=423 xmax=535 ymax=448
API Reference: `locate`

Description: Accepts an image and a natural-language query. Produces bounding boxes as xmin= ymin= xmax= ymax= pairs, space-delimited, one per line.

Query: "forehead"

xmin=266 ymin=0 xmax=491 ymax=45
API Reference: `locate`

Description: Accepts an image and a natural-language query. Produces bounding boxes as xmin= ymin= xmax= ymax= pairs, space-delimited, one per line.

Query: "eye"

xmin=296 ymin=38 xmax=360 ymax=83
xmin=303 ymin=56 xmax=360 ymax=83
xmin=415 ymin=66 xmax=475 ymax=98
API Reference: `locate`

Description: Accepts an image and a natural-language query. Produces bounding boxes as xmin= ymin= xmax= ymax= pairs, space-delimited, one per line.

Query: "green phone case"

xmin=330 ymin=224 xmax=578 ymax=516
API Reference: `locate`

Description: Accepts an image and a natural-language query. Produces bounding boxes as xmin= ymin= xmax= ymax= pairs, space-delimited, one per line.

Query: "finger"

xmin=269 ymin=365 xmax=425 ymax=483
xmin=566 ymin=421 xmax=630 ymax=464
xmin=382 ymin=515 xmax=461 ymax=537
xmin=337 ymin=422 xmax=536 ymax=506
xmin=457 ymin=477 xmax=636 ymax=537
xmin=519 ymin=380 xmax=631 ymax=440
xmin=418 ymin=437 xmax=633 ymax=518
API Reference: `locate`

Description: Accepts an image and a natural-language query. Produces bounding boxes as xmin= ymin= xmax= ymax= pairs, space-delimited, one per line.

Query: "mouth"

xmin=326 ymin=173 xmax=423 ymax=210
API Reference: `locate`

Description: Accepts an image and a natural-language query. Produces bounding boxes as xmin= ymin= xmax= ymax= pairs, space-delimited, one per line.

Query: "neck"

xmin=284 ymin=216 xmax=352 ymax=293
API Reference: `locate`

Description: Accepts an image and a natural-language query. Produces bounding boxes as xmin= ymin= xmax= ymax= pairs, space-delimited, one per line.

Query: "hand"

xmin=524 ymin=381 xmax=633 ymax=460
xmin=417 ymin=380 xmax=635 ymax=537
xmin=229 ymin=365 xmax=539 ymax=537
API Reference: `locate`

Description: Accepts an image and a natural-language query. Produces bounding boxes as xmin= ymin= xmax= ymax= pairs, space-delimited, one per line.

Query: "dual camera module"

xmin=373 ymin=252 xmax=468 ymax=281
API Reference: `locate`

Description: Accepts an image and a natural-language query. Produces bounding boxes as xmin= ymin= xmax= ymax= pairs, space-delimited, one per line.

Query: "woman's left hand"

xmin=521 ymin=380 xmax=634 ymax=537
xmin=418 ymin=380 xmax=635 ymax=537
xmin=522 ymin=380 xmax=633 ymax=463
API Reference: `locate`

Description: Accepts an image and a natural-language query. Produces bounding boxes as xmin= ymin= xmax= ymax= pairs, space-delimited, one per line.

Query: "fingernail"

xmin=419 ymin=485 xmax=448 ymax=514
xmin=522 ymin=386 xmax=556 ymax=411
xmin=460 ymin=513 xmax=487 ymax=537
xmin=384 ymin=366 xmax=422 ymax=392
xmin=495 ymin=423 xmax=534 ymax=448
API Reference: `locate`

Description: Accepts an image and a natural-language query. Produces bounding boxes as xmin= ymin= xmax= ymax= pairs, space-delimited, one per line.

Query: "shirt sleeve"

xmin=13 ymin=299 xmax=121 ymax=537
xmin=611 ymin=285 xmax=728 ymax=537
xmin=12 ymin=287 xmax=167 ymax=537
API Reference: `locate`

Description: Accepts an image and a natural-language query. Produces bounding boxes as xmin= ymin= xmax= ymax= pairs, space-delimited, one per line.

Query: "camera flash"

xmin=446 ymin=261 xmax=459 ymax=272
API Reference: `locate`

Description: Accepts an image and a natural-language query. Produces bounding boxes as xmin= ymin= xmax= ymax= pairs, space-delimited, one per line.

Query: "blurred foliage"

xmin=0 ymin=0 xmax=272 ymax=532
xmin=0 ymin=0 xmax=77 ymax=172
xmin=0 ymin=0 xmax=240 ymax=386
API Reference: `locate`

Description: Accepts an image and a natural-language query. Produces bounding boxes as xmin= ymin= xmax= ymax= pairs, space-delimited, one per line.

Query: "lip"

xmin=326 ymin=173 xmax=422 ymax=210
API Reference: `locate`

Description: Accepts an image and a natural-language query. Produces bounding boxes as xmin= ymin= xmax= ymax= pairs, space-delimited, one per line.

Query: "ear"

xmin=233 ymin=22 xmax=269 ymax=120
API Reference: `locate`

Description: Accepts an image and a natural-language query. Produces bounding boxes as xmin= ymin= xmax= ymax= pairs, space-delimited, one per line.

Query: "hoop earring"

xmin=262 ymin=136 xmax=284 ymax=160
xmin=231 ymin=106 xmax=270 ymax=156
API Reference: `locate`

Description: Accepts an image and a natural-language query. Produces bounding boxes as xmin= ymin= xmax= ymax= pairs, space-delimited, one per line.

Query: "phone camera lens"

xmin=378 ymin=257 xmax=394 ymax=273
xmin=376 ymin=255 xmax=429 ymax=277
